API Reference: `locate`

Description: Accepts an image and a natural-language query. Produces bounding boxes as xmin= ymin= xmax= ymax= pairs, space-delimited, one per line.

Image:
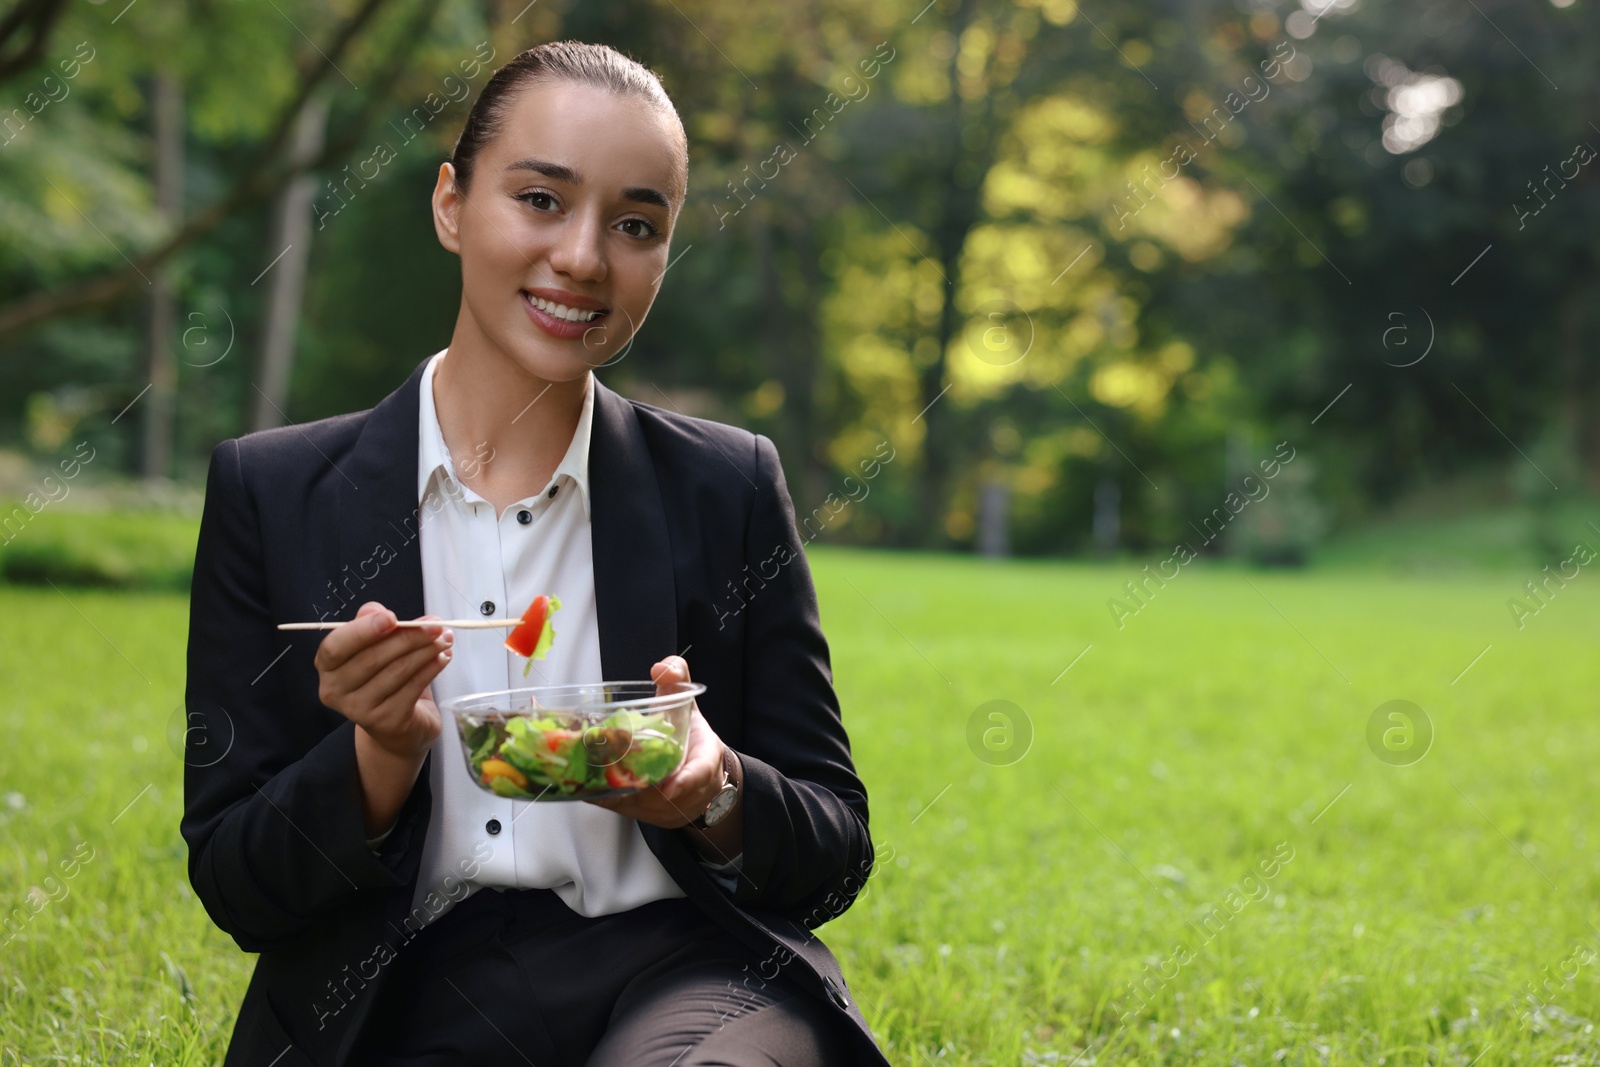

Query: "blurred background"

xmin=3 ymin=0 xmax=1596 ymax=574
xmin=3 ymin=0 xmax=1599 ymax=1063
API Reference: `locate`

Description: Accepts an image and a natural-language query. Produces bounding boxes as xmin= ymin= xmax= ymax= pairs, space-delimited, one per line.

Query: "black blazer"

xmin=181 ymin=354 xmax=891 ymax=1066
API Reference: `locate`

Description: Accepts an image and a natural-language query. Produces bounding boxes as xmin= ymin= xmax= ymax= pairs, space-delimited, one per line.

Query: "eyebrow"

xmin=622 ymin=186 xmax=671 ymax=209
xmin=508 ymin=158 xmax=579 ymax=183
xmin=507 ymin=157 xmax=671 ymax=210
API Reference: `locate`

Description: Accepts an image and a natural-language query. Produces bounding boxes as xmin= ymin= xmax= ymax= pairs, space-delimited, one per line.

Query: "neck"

xmin=432 ymin=318 xmax=589 ymax=513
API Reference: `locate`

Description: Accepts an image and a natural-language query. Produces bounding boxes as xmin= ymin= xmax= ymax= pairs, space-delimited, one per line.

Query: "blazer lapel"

xmin=589 ymin=379 xmax=708 ymax=882
xmin=330 ymin=363 xmax=679 ymax=667
xmin=588 ymin=378 xmax=678 ymax=679
xmin=331 ymin=356 xmax=430 ymax=624
xmin=322 ymin=359 xmax=433 ymax=1067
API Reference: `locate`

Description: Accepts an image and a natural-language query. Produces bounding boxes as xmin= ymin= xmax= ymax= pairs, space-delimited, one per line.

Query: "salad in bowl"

xmin=448 ymin=681 xmax=701 ymax=801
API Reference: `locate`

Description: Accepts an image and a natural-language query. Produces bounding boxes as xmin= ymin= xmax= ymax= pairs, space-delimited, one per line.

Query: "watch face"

xmin=702 ymin=783 xmax=738 ymax=826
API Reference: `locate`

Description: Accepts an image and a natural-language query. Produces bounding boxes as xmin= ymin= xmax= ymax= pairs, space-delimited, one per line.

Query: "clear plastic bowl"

xmin=447 ymin=680 xmax=702 ymax=801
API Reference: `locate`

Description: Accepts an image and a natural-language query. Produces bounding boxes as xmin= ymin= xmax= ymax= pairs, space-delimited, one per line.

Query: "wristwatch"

xmin=690 ymin=747 xmax=741 ymax=829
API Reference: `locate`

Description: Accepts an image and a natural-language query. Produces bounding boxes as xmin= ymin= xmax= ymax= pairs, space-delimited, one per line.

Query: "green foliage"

xmin=0 ymin=503 xmax=198 ymax=590
xmin=2 ymin=0 xmax=1599 ymax=554
xmin=1230 ymin=455 xmax=1329 ymax=566
xmin=1313 ymin=487 xmax=1600 ymax=574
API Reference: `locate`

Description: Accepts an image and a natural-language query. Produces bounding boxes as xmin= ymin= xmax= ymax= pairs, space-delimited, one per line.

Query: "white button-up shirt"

xmin=409 ymin=348 xmax=686 ymax=918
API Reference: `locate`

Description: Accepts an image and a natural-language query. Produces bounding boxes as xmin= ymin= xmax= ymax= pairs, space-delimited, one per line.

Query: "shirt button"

xmin=479 ymin=600 xmax=495 ymax=616
xmin=548 ymin=484 xmax=558 ymax=498
xmin=517 ymin=509 xmax=532 ymax=525
xmin=486 ymin=819 xmax=501 ymax=836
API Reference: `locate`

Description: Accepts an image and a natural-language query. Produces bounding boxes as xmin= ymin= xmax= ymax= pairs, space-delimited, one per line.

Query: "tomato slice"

xmin=504 ymin=595 xmax=549 ymax=659
xmin=605 ymin=764 xmax=649 ymax=790
xmin=543 ymin=729 xmax=579 ymax=753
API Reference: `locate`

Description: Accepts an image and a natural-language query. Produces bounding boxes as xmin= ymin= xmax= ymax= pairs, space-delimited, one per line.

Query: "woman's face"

xmin=433 ymin=79 xmax=685 ymax=380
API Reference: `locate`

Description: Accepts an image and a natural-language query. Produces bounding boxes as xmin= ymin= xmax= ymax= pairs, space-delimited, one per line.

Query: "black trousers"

xmin=357 ymin=885 xmax=856 ymax=1066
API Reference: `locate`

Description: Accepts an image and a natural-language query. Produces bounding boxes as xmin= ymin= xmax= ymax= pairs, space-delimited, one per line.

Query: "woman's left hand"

xmin=587 ymin=655 xmax=728 ymax=830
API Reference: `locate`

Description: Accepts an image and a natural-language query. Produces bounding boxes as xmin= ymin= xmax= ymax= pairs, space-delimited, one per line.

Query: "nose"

xmin=547 ymin=208 xmax=607 ymax=284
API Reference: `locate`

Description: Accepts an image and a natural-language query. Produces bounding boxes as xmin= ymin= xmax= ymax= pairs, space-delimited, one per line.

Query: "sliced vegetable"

xmin=624 ymin=732 xmax=687 ymax=782
xmin=490 ymin=776 xmax=538 ymax=799
xmin=605 ymin=764 xmax=649 ymax=790
xmin=463 ymin=708 xmax=685 ymax=799
xmin=468 ymin=727 xmax=502 ymax=768
xmin=504 ymin=594 xmax=562 ymax=677
xmin=479 ymin=759 xmax=528 ymax=790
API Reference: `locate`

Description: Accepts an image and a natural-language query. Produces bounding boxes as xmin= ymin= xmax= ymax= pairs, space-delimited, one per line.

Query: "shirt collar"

xmin=416 ymin=349 xmax=594 ymax=520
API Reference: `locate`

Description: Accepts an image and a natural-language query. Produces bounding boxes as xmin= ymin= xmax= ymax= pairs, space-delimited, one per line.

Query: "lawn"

xmin=2 ymin=546 xmax=1598 ymax=1064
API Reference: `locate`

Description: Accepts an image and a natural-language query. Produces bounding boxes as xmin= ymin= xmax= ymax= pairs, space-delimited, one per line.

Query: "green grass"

xmin=4 ymin=547 xmax=1599 ymax=1064
xmin=0 ymin=585 xmax=247 ymax=1062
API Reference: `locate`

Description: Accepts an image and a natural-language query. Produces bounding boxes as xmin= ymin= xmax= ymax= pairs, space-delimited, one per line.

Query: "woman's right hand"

xmin=313 ymin=601 xmax=452 ymax=759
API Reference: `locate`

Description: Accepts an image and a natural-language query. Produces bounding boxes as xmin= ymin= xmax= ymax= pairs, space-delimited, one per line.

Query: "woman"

xmin=181 ymin=40 xmax=888 ymax=1067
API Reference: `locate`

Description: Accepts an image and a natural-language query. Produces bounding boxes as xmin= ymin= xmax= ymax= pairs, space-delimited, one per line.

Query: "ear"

xmin=432 ymin=161 xmax=463 ymax=255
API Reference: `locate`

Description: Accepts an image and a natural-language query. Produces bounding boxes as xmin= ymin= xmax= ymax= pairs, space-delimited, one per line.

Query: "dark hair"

xmin=449 ymin=41 xmax=686 ymax=195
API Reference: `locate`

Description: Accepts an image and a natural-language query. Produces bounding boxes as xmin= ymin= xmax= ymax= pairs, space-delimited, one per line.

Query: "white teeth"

xmin=526 ymin=293 xmax=601 ymax=322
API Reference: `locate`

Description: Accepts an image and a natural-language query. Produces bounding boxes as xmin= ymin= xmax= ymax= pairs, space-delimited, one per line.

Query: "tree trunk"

xmin=252 ymin=91 xmax=330 ymax=431
xmin=1555 ymin=284 xmax=1598 ymax=493
xmin=752 ymin=211 xmax=825 ymax=511
xmin=141 ymin=71 xmax=182 ymax=482
xmin=913 ymin=0 xmax=984 ymax=547
xmin=0 ymin=0 xmax=406 ymax=342
xmin=787 ymin=218 xmax=829 ymax=508
xmin=978 ymin=474 xmax=1010 ymax=557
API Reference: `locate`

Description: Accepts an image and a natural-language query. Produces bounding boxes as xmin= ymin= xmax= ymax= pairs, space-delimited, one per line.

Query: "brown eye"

xmin=516 ymin=191 xmax=558 ymax=211
xmin=618 ymin=218 xmax=657 ymax=239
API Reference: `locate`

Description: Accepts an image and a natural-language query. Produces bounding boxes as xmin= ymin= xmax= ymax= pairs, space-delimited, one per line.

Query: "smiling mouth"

xmin=522 ymin=291 xmax=607 ymax=323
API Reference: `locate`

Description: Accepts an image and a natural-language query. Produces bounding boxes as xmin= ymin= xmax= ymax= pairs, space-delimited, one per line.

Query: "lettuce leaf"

xmin=468 ymin=726 xmax=502 ymax=771
xmin=559 ymin=741 xmax=590 ymax=792
xmin=625 ymin=734 xmax=685 ymax=782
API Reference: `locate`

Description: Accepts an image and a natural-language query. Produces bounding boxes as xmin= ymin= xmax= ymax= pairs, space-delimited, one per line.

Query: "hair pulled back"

xmin=450 ymin=41 xmax=685 ymax=195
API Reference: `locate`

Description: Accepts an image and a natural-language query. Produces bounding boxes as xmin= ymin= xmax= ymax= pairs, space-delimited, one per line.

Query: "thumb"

xmin=354 ymin=600 xmax=397 ymax=633
xmin=650 ymin=655 xmax=690 ymax=692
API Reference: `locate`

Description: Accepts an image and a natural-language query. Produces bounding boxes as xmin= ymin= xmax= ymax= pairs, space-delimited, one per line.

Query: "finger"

xmin=651 ymin=655 xmax=690 ymax=694
xmin=409 ymin=614 xmax=449 ymax=644
xmin=320 ymin=609 xmax=443 ymax=677
xmin=315 ymin=603 xmax=398 ymax=673
xmin=658 ymin=766 xmax=714 ymax=804
xmin=366 ymin=646 xmax=453 ymax=738
xmin=683 ymin=708 xmax=716 ymax=756
xmin=656 ymin=736 xmax=717 ymax=796
xmin=651 ymin=655 xmax=688 ymax=679
xmin=332 ymin=625 xmax=448 ymax=697
xmin=322 ymin=630 xmax=434 ymax=709
xmin=359 ymin=638 xmax=454 ymax=716
xmin=656 ymin=790 xmax=700 ymax=828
